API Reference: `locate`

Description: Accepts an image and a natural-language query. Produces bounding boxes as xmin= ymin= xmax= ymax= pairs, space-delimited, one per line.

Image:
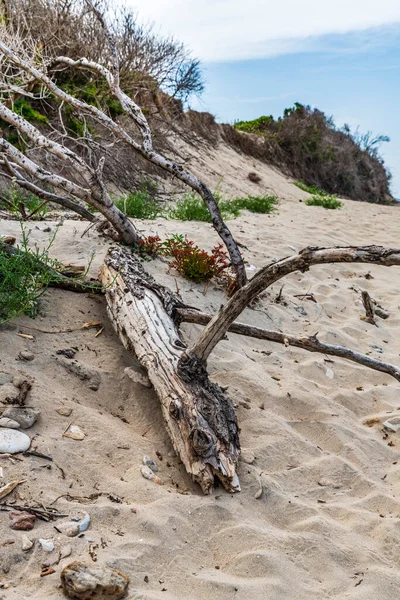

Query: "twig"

xmin=361 ymin=291 xmax=376 ymax=325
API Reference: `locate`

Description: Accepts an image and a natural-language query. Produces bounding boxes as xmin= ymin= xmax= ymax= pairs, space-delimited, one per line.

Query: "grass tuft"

xmin=305 ymin=195 xmax=343 ymax=209
xmin=231 ymin=195 xmax=279 ymax=214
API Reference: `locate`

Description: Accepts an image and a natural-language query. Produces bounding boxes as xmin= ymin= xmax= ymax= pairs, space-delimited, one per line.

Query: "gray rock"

xmin=39 ymin=538 xmax=55 ymax=552
xmin=0 ymin=418 xmax=20 ymax=429
xmin=0 ymin=428 xmax=31 ymax=453
xmin=18 ymin=351 xmax=34 ymax=361
xmin=61 ymin=561 xmax=129 ymax=600
xmin=2 ymin=407 xmax=40 ymax=429
xmin=142 ymin=456 xmax=158 ymax=472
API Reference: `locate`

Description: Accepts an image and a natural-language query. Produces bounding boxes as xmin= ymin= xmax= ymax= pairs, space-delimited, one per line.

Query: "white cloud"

xmin=129 ymin=0 xmax=400 ymax=61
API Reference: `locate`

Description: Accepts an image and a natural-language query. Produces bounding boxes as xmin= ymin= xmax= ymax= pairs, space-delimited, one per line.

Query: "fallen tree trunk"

xmin=100 ymin=246 xmax=240 ymax=494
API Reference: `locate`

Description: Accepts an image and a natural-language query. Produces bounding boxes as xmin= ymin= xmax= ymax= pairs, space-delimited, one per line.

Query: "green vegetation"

xmin=294 ymin=181 xmax=330 ymax=196
xmin=168 ymin=191 xmax=239 ymax=222
xmin=13 ymin=98 xmax=48 ymax=124
xmin=305 ymin=195 xmax=343 ymax=209
xmin=0 ymin=187 xmax=48 ymax=220
xmin=231 ymin=195 xmax=278 ymax=214
xmin=228 ymin=103 xmax=392 ymax=204
xmin=115 ymin=191 xmax=161 ymax=219
xmin=0 ymin=225 xmax=60 ymax=324
xmin=168 ymin=192 xmax=278 ymax=222
xmin=234 ymin=115 xmax=274 ymax=135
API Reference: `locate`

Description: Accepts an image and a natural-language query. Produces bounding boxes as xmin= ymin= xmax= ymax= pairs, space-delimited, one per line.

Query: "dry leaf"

xmin=0 ymin=479 xmax=25 ymax=500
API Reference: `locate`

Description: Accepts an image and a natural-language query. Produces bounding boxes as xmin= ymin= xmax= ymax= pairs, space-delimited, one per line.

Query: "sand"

xmin=1 ymin=145 xmax=400 ymax=599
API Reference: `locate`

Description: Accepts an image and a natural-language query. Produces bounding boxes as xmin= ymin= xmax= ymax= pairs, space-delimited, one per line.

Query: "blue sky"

xmin=132 ymin=1 xmax=400 ymax=196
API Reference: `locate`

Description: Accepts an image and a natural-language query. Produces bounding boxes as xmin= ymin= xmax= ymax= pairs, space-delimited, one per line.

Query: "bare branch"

xmin=177 ymin=308 xmax=400 ymax=383
xmin=188 ymin=245 xmax=400 ymax=362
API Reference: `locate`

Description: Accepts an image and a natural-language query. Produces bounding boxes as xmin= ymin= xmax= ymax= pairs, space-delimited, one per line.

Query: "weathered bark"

xmin=100 ymin=246 xmax=240 ymax=494
xmin=189 ymin=245 xmax=400 ymax=362
xmin=361 ymin=291 xmax=376 ymax=325
xmin=177 ymin=308 xmax=400 ymax=383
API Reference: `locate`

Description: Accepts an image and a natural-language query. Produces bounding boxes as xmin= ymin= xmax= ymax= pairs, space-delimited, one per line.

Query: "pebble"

xmin=2 ymin=407 xmax=40 ymax=429
xmin=39 ymin=538 xmax=55 ymax=552
xmin=0 ymin=418 xmax=20 ymax=429
xmin=142 ymin=456 xmax=158 ymax=472
xmin=140 ymin=465 xmax=162 ymax=484
xmin=0 ymin=429 xmax=31 ymax=453
xmin=9 ymin=511 xmax=36 ymax=531
xmin=18 ymin=351 xmax=34 ymax=361
xmin=241 ymin=449 xmax=255 ymax=465
xmin=60 ymin=544 xmax=72 ymax=559
xmin=63 ymin=425 xmax=85 ymax=441
xmin=61 ymin=561 xmax=129 ymax=600
xmin=21 ymin=535 xmax=34 ymax=551
xmin=56 ymin=407 xmax=73 ymax=417
xmin=57 ymin=512 xmax=91 ymax=537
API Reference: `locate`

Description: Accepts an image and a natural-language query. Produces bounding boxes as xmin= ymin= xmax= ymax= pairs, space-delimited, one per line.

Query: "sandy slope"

xmin=1 ymin=151 xmax=400 ymax=599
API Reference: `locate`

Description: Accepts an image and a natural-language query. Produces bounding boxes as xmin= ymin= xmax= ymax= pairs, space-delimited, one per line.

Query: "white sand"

xmin=1 ymin=146 xmax=400 ymax=599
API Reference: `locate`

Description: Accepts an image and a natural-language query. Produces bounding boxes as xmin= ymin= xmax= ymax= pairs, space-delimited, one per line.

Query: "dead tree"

xmin=101 ymin=245 xmax=400 ymax=494
xmin=0 ymin=9 xmax=246 ymax=285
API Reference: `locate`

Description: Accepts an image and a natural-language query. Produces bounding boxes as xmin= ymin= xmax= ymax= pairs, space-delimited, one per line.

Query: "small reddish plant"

xmin=162 ymin=235 xmax=229 ymax=282
xmin=136 ymin=235 xmax=162 ymax=258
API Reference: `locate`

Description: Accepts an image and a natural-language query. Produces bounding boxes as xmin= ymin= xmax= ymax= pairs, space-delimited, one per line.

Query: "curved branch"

xmin=177 ymin=308 xmax=400 ymax=383
xmin=0 ymin=37 xmax=245 ymax=283
xmin=188 ymin=245 xmax=400 ymax=362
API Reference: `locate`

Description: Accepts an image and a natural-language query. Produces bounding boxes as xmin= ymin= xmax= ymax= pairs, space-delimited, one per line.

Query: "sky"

xmin=131 ymin=0 xmax=400 ymax=196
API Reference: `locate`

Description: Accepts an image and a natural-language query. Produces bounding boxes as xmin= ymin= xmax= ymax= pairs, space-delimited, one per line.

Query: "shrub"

xmin=168 ymin=192 xmax=239 ymax=222
xmin=115 ymin=190 xmax=162 ymax=219
xmin=231 ymin=195 xmax=279 ymax=214
xmin=305 ymin=195 xmax=343 ymax=209
xmin=136 ymin=235 xmax=163 ymax=258
xmin=160 ymin=234 xmax=229 ymax=282
xmin=0 ymin=225 xmax=60 ymax=323
xmin=226 ymin=104 xmax=392 ymax=204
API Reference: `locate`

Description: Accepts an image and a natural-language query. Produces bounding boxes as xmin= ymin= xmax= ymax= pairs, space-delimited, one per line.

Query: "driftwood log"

xmin=100 ymin=246 xmax=240 ymax=494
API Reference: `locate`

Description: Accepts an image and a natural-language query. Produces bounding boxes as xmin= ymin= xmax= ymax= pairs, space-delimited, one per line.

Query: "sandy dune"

xmin=1 ymin=148 xmax=400 ymax=599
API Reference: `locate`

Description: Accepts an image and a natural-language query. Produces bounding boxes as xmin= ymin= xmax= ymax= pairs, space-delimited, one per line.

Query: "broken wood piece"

xmin=100 ymin=246 xmax=240 ymax=495
xmin=361 ymin=291 xmax=376 ymax=325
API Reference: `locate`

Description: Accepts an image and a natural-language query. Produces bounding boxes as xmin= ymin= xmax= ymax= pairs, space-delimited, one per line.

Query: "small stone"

xmin=142 ymin=456 xmax=158 ymax=472
xmin=63 ymin=425 xmax=85 ymax=441
xmin=18 ymin=351 xmax=34 ymax=361
xmin=60 ymin=544 xmax=72 ymax=559
xmin=140 ymin=465 xmax=162 ymax=484
xmin=21 ymin=535 xmax=34 ymax=551
xmin=56 ymin=407 xmax=73 ymax=417
xmin=0 ymin=429 xmax=31 ymax=453
xmin=241 ymin=449 xmax=255 ymax=465
xmin=2 ymin=407 xmax=40 ymax=430
xmin=9 ymin=511 xmax=36 ymax=531
xmin=39 ymin=538 xmax=55 ymax=552
xmin=56 ymin=523 xmax=80 ymax=537
xmin=0 ymin=418 xmax=20 ymax=429
xmin=124 ymin=367 xmax=152 ymax=388
xmin=61 ymin=561 xmax=129 ymax=600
